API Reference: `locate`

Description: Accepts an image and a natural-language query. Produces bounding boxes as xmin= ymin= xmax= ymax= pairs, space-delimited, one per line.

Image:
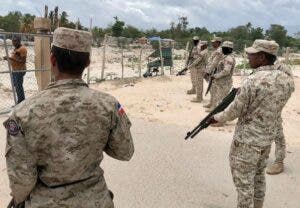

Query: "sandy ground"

xmin=0 ymin=68 xmax=299 ymax=207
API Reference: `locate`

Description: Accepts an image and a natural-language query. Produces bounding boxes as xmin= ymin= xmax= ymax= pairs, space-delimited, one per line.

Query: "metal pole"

xmin=3 ymin=34 xmax=17 ymax=105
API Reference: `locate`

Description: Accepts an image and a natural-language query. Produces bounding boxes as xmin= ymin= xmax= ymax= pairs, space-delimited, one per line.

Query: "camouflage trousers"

xmin=190 ymin=67 xmax=197 ymax=91
xmin=194 ymin=69 xmax=204 ymax=100
xmin=230 ymin=140 xmax=271 ymax=208
xmin=210 ymin=80 xmax=232 ymax=109
xmin=208 ymin=81 xmax=217 ymax=106
xmin=274 ymin=123 xmax=286 ymax=163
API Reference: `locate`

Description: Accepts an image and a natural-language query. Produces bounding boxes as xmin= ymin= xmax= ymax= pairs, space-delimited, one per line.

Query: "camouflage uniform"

xmin=273 ymin=63 xmax=294 ymax=163
xmin=4 ymin=27 xmax=134 ymax=208
xmin=206 ymin=46 xmax=223 ymax=107
xmin=188 ymin=44 xmax=202 ymax=93
xmin=214 ymin=43 xmax=294 ymax=207
xmin=212 ymin=53 xmax=236 ymax=109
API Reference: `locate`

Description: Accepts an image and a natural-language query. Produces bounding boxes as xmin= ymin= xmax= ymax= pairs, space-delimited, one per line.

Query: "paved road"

xmin=1 ymin=117 xmax=299 ymax=207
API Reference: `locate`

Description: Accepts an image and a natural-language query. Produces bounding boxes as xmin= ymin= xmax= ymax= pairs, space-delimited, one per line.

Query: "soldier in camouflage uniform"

xmin=4 ymin=27 xmax=134 ymax=208
xmin=204 ymin=37 xmax=223 ymax=111
xmin=211 ymin=40 xmax=294 ymax=208
xmin=266 ymin=62 xmax=294 ymax=175
xmin=210 ymin=41 xmax=235 ymax=126
xmin=187 ymin=36 xmax=201 ymax=95
xmin=189 ymin=41 xmax=209 ymax=102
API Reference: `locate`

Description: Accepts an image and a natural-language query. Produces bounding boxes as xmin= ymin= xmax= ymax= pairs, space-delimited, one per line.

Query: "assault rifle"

xmin=185 ymin=88 xmax=239 ymax=140
xmin=176 ymin=46 xmax=194 ymax=76
xmin=205 ymin=67 xmax=218 ymax=95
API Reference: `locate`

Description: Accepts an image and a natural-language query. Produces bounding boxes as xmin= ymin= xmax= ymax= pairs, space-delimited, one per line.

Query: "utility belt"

xmin=37 ymin=176 xmax=95 ymax=189
xmin=233 ymin=140 xmax=271 ymax=155
xmin=37 ymin=176 xmax=114 ymax=199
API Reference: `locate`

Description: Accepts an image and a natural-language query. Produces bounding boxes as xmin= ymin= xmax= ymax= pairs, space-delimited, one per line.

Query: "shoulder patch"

xmin=5 ymin=119 xmax=21 ymax=136
xmin=117 ymin=102 xmax=126 ymax=116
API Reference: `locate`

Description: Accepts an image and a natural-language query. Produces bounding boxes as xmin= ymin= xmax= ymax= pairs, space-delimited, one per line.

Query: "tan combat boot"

xmin=191 ymin=97 xmax=202 ymax=103
xmin=187 ymin=89 xmax=196 ymax=94
xmin=254 ymin=199 xmax=264 ymax=208
xmin=203 ymin=103 xmax=211 ymax=108
xmin=266 ymin=162 xmax=284 ymax=175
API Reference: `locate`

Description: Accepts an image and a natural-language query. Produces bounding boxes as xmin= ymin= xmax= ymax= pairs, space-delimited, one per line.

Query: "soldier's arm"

xmin=214 ymin=79 xmax=252 ymax=123
xmin=105 ymin=101 xmax=134 ymax=161
xmin=207 ymin=51 xmax=223 ymax=74
xmin=188 ymin=53 xmax=204 ymax=69
xmin=4 ymin=116 xmax=37 ymax=204
xmin=214 ymin=58 xmax=234 ymax=79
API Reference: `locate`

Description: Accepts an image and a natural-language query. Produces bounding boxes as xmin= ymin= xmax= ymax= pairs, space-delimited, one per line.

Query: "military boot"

xmin=203 ymin=103 xmax=211 ymax=108
xmin=187 ymin=89 xmax=196 ymax=94
xmin=254 ymin=199 xmax=264 ymax=208
xmin=191 ymin=97 xmax=202 ymax=103
xmin=266 ymin=162 xmax=284 ymax=175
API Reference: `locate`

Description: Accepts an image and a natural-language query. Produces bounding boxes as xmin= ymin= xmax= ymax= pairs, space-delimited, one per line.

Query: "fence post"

xmin=285 ymin=47 xmax=290 ymax=64
xmin=3 ymin=35 xmax=17 ymax=105
xmin=121 ymin=45 xmax=124 ymax=79
xmin=101 ymin=34 xmax=107 ymax=80
xmin=138 ymin=45 xmax=143 ymax=78
xmin=34 ymin=17 xmax=51 ymax=91
xmin=159 ymin=39 xmax=164 ymax=75
xmin=87 ymin=17 xmax=93 ymax=84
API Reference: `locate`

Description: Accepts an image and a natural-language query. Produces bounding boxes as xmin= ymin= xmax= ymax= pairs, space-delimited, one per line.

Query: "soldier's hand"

xmin=206 ymin=116 xmax=218 ymax=125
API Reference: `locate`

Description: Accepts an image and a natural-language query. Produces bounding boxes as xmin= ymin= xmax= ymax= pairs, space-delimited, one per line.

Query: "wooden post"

xmin=101 ymin=34 xmax=107 ymax=80
xmin=170 ymin=42 xmax=174 ymax=75
xmin=285 ymin=47 xmax=290 ymax=64
xmin=243 ymin=44 xmax=246 ymax=75
xmin=87 ymin=17 xmax=93 ymax=84
xmin=34 ymin=17 xmax=51 ymax=91
xmin=121 ymin=46 xmax=124 ymax=79
xmin=159 ymin=39 xmax=164 ymax=75
xmin=138 ymin=45 xmax=143 ymax=78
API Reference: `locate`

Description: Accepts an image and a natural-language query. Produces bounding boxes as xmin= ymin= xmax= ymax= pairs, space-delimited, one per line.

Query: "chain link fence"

xmin=86 ymin=36 xmax=181 ymax=83
xmin=0 ymin=32 xmax=51 ymax=114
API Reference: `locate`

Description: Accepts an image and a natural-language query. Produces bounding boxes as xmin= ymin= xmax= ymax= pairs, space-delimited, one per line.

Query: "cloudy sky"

xmin=1 ymin=0 xmax=300 ymax=34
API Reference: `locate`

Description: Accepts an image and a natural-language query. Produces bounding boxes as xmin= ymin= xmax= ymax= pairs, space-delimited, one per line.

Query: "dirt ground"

xmin=0 ymin=67 xmax=299 ymax=207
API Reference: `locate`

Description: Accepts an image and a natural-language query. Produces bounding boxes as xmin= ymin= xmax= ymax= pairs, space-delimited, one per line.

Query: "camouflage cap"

xmin=53 ymin=27 xmax=92 ymax=53
xmin=222 ymin=41 xmax=234 ymax=49
xmin=245 ymin=39 xmax=279 ymax=56
xmin=193 ymin=36 xmax=200 ymax=40
xmin=211 ymin=36 xmax=222 ymax=43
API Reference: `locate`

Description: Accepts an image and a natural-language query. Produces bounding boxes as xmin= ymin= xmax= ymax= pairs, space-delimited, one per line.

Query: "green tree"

xmin=20 ymin=13 xmax=35 ymax=33
xmin=111 ymin=16 xmax=125 ymax=37
xmin=266 ymin=24 xmax=288 ymax=46
xmin=0 ymin=11 xmax=22 ymax=32
xmin=122 ymin=25 xmax=141 ymax=39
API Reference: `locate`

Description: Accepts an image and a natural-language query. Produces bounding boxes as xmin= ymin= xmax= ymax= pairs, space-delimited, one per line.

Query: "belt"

xmin=38 ymin=176 xmax=94 ymax=189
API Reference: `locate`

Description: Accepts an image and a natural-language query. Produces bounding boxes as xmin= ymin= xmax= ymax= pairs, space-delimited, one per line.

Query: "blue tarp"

xmin=148 ymin=36 xmax=175 ymax=42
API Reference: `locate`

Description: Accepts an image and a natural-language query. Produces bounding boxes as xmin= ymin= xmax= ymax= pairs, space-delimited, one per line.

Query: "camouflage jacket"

xmin=215 ymin=65 xmax=294 ymax=147
xmin=206 ymin=47 xmax=223 ymax=74
xmin=188 ymin=48 xmax=209 ymax=71
xmin=4 ymin=79 xmax=134 ymax=207
xmin=213 ymin=54 xmax=236 ymax=84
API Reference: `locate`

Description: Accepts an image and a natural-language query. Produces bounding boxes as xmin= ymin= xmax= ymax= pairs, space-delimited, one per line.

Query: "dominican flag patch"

xmin=117 ymin=102 xmax=125 ymax=116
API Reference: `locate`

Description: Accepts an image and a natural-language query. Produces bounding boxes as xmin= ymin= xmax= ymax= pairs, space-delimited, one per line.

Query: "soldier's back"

xmin=14 ymin=79 xmax=121 ymax=208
